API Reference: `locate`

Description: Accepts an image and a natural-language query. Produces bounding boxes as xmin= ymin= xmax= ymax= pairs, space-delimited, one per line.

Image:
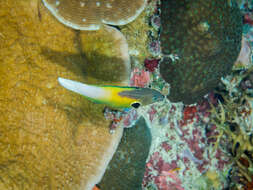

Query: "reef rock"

xmin=160 ymin=0 xmax=242 ymax=104
xmin=0 ymin=0 xmax=130 ymax=189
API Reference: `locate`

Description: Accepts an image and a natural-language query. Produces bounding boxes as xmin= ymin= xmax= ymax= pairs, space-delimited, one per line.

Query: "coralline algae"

xmin=159 ymin=0 xmax=243 ymax=104
xmin=141 ymin=99 xmax=232 ymax=189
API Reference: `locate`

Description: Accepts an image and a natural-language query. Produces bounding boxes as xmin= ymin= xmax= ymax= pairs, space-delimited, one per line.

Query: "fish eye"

xmin=131 ymin=102 xmax=141 ymax=108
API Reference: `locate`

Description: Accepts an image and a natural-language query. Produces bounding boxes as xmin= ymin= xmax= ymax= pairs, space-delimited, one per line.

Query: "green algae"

xmin=159 ymin=0 xmax=243 ymax=104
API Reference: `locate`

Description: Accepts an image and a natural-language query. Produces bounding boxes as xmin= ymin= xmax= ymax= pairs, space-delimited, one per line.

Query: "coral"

xmin=159 ymin=0 xmax=243 ymax=104
xmin=121 ymin=108 xmax=140 ymax=127
xmin=144 ymin=58 xmax=160 ymax=72
xmin=120 ymin=5 xmax=152 ymax=63
xmin=98 ymin=117 xmax=152 ymax=189
xmin=79 ymin=25 xmax=131 ymax=85
xmin=206 ymin=68 xmax=253 ymax=189
xmin=148 ymin=40 xmax=161 ymax=56
xmin=140 ymin=98 xmax=232 ymax=189
xmin=0 ymin=0 xmax=131 ymax=189
xmin=42 ymin=0 xmax=147 ymax=30
xmin=150 ymin=14 xmax=161 ymax=30
xmin=144 ymin=152 xmax=184 ymax=190
xmin=103 ymin=107 xmax=140 ymax=133
xmin=42 ymin=24 xmax=131 ymax=85
xmin=234 ymin=36 xmax=252 ymax=69
xmin=244 ymin=13 xmax=253 ymax=25
xmin=183 ymin=105 xmax=198 ymax=123
xmin=130 ymin=68 xmax=150 ymax=87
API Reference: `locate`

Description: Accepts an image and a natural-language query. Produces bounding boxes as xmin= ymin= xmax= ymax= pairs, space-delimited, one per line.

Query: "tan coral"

xmin=79 ymin=25 xmax=130 ymax=85
xmin=120 ymin=11 xmax=151 ymax=63
xmin=42 ymin=0 xmax=147 ymax=30
xmin=0 ymin=0 xmax=130 ymax=189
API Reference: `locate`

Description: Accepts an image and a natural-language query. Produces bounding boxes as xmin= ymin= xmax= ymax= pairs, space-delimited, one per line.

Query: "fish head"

xmin=151 ymin=90 xmax=165 ymax=103
xmin=119 ymin=88 xmax=164 ymax=107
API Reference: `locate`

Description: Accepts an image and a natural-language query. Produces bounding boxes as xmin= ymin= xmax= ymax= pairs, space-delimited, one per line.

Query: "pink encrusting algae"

xmin=104 ymin=107 xmax=140 ymax=133
xmin=140 ymin=95 xmax=233 ymax=189
xmin=144 ymin=58 xmax=160 ymax=72
xmin=130 ymin=68 xmax=150 ymax=87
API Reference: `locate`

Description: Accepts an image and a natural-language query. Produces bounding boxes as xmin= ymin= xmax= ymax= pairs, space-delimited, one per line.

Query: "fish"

xmin=58 ymin=77 xmax=164 ymax=109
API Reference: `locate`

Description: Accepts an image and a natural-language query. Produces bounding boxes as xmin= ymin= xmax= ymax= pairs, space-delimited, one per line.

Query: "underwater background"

xmin=1 ymin=0 xmax=253 ymax=189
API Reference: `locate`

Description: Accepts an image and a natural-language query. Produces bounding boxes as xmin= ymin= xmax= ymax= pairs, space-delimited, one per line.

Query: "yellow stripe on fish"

xmin=58 ymin=77 xmax=164 ymax=109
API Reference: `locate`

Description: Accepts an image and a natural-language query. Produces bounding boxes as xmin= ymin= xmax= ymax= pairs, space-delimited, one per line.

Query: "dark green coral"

xmin=159 ymin=0 xmax=243 ymax=104
xmin=98 ymin=117 xmax=151 ymax=190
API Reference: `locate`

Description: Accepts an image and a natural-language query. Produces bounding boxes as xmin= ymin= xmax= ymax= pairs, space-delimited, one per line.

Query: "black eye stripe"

xmin=131 ymin=102 xmax=141 ymax=108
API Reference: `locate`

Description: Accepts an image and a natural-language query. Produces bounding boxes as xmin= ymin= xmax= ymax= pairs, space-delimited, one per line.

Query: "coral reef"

xmin=103 ymin=108 xmax=140 ymax=133
xmin=41 ymin=24 xmax=131 ymax=85
xmin=79 ymin=25 xmax=131 ymax=85
xmin=1 ymin=0 xmax=251 ymax=189
xmin=140 ymin=100 xmax=232 ymax=189
xmin=120 ymin=0 xmax=161 ymax=64
xmin=159 ymin=0 xmax=243 ymax=104
xmin=98 ymin=117 xmax=152 ymax=189
xmin=42 ymin=0 xmax=147 ymax=30
xmin=0 ymin=0 xmax=131 ymax=189
xmin=130 ymin=68 xmax=151 ymax=87
xmin=120 ymin=11 xmax=151 ymax=64
xmin=209 ymin=67 xmax=253 ymax=189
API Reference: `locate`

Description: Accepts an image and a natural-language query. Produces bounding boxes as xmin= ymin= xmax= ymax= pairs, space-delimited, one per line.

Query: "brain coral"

xmin=159 ymin=0 xmax=243 ymax=104
xmin=42 ymin=0 xmax=147 ymax=30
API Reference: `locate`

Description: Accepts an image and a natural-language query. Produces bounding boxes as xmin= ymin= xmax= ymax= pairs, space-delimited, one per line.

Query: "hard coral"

xmin=42 ymin=0 xmax=147 ymax=30
xmin=98 ymin=117 xmax=151 ymax=190
xmin=159 ymin=0 xmax=243 ymax=104
xmin=79 ymin=25 xmax=131 ymax=85
xmin=0 ymin=1 xmax=127 ymax=189
xmin=120 ymin=10 xmax=151 ymax=63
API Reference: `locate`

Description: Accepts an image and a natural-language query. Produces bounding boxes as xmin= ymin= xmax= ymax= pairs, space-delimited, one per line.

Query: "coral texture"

xmin=159 ymin=0 xmax=243 ymax=104
xmin=79 ymin=25 xmax=131 ymax=85
xmin=0 ymin=0 xmax=131 ymax=189
xmin=42 ymin=0 xmax=147 ymax=30
xmin=98 ymin=117 xmax=151 ymax=189
xmin=120 ymin=10 xmax=151 ymax=63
